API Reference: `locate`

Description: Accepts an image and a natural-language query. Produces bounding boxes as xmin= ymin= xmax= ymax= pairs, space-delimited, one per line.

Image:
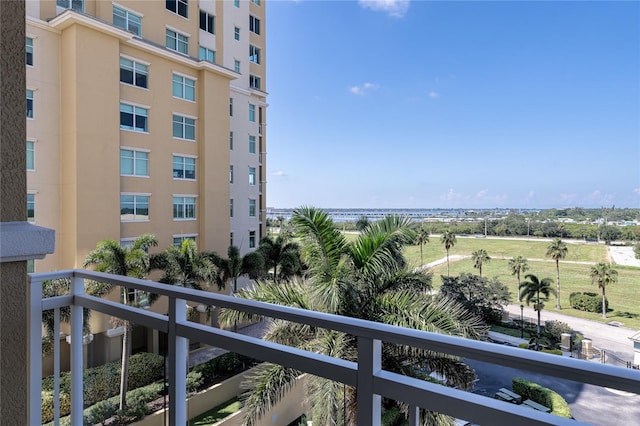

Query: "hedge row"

xmin=569 ymin=292 xmax=607 ymax=313
xmin=41 ymin=353 xmax=164 ymax=422
xmin=512 ymin=377 xmax=571 ymax=418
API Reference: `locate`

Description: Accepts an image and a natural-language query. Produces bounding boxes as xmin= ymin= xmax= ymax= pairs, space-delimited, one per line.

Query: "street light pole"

xmin=520 ymin=304 xmax=524 ymax=338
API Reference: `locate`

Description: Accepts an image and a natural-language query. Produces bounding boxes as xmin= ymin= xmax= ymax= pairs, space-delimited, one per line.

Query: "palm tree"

xmin=257 ymin=235 xmax=302 ymax=283
xmin=440 ymin=230 xmax=457 ymax=277
xmin=590 ymin=263 xmax=618 ymax=319
xmin=150 ymin=239 xmax=218 ymax=290
xmin=213 ymin=245 xmax=264 ymax=293
xmin=220 ymin=207 xmax=487 ymax=425
xmin=355 ymin=215 xmax=370 ymax=232
xmin=509 ymin=256 xmax=529 ymax=302
xmin=471 ymin=249 xmax=490 ymax=277
xmin=546 ymin=238 xmax=568 ymax=309
xmin=520 ymin=273 xmax=556 ymax=350
xmin=414 ymin=226 xmax=429 ymax=266
xmin=83 ymin=234 xmax=158 ymax=411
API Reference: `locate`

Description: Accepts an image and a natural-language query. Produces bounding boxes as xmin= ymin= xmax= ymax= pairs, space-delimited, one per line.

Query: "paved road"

xmin=503 ymin=304 xmax=637 ymax=362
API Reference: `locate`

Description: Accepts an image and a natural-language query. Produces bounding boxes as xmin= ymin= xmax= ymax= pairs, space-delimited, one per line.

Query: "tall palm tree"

xmin=83 ymin=234 xmax=158 ymax=411
xmin=520 ymin=273 xmax=556 ymax=350
xmin=150 ymin=239 xmax=218 ymax=290
xmin=213 ymin=245 xmax=264 ymax=293
xmin=440 ymin=230 xmax=457 ymax=277
xmin=257 ymin=234 xmax=302 ymax=283
xmin=546 ymin=238 xmax=568 ymax=309
xmin=414 ymin=226 xmax=429 ymax=266
xmin=220 ymin=207 xmax=487 ymax=425
xmin=509 ymin=256 xmax=529 ymax=302
xmin=590 ymin=263 xmax=618 ymax=319
xmin=471 ymin=249 xmax=490 ymax=277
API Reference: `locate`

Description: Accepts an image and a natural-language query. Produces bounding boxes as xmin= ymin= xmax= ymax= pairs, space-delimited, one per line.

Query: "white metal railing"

xmin=29 ymin=270 xmax=640 ymax=426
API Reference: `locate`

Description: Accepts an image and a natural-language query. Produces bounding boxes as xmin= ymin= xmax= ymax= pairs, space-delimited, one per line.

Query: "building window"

xmin=166 ymin=0 xmax=188 ymax=18
xmin=249 ymin=75 xmax=261 ymax=90
xmin=249 ymin=231 xmax=256 ymax=248
xmin=230 ymin=198 xmax=234 ymax=217
xmin=229 ymin=165 xmax=234 ymax=183
xmin=229 ymin=131 xmax=234 ymax=150
xmin=251 ymin=0 xmax=261 ymax=5
xmin=234 ymin=26 xmax=240 ymax=41
xmin=234 ymin=0 xmax=240 ymax=7
xmin=249 ymin=45 xmax=261 ymax=64
xmin=199 ymin=10 xmax=214 ymax=34
xmin=249 ymin=103 xmax=255 ymax=122
xmin=249 ymin=15 xmax=260 ymax=35
xmin=173 ymin=155 xmax=196 ymax=180
xmin=113 ymin=6 xmax=142 ymax=36
xmin=166 ymin=29 xmax=189 ymax=55
xmin=172 ymin=114 xmax=196 ymax=140
xmin=120 ymin=57 xmax=148 ymax=88
xmin=26 ymin=90 xmax=33 ymax=118
xmin=249 ymin=135 xmax=256 ymax=154
xmin=230 ymin=232 xmax=234 ymax=247
xmin=173 ymin=196 xmax=196 ymax=219
xmin=234 ymin=60 xmax=240 ymax=73
xmin=26 ymin=38 xmax=33 ymax=66
xmin=27 ymin=193 xmax=35 ymax=222
xmin=120 ymin=149 xmax=149 ymax=176
xmin=57 ymin=0 xmax=83 ymax=12
xmin=27 ymin=260 xmax=34 ymax=273
xmin=121 ymin=287 xmax=148 ymax=306
xmin=120 ymin=103 xmax=148 ymax=132
xmin=249 ymin=198 xmax=256 ymax=217
xmin=199 ymin=46 xmax=215 ymax=63
xmin=229 ymin=98 xmax=233 ymax=116
xmin=249 ymin=167 xmax=256 ymax=185
xmin=173 ymin=235 xmax=196 ymax=247
xmin=120 ymin=194 xmax=149 ymax=221
xmin=172 ymin=74 xmax=195 ymax=101
xmin=26 ymin=141 xmax=34 ymax=171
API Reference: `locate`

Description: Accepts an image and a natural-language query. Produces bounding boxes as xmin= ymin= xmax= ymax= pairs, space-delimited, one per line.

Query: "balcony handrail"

xmin=29 ymin=269 xmax=640 ymax=426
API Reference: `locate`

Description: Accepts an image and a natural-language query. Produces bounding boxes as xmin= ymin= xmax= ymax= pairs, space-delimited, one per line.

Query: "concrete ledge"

xmin=0 ymin=221 xmax=55 ymax=262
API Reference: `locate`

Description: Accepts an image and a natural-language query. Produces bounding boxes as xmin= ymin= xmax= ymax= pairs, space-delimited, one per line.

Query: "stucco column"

xmin=0 ymin=1 xmax=54 ymax=424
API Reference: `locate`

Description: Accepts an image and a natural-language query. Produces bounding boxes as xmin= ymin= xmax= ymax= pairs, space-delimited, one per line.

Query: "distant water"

xmin=266 ymin=207 xmax=540 ymax=223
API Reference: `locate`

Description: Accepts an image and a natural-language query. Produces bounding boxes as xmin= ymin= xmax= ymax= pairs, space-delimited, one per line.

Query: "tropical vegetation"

xmin=471 ymin=248 xmax=490 ymax=277
xmin=150 ymin=238 xmax=217 ymax=290
xmin=545 ymin=238 xmax=568 ymax=309
xmin=508 ymin=256 xmax=529 ymax=303
xmin=257 ymin=234 xmax=302 ymax=283
xmin=220 ymin=207 xmax=487 ymax=425
xmin=414 ymin=226 xmax=429 ymax=266
xmin=590 ymin=263 xmax=618 ymax=319
xmin=440 ymin=230 xmax=457 ymax=277
xmin=519 ymin=274 xmax=556 ymax=350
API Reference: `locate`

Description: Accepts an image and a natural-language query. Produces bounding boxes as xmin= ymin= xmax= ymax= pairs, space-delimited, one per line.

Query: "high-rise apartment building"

xmin=26 ymin=0 xmax=267 ymax=275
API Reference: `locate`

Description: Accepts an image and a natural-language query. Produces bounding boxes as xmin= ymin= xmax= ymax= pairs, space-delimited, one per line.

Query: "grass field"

xmin=190 ymin=397 xmax=241 ymax=425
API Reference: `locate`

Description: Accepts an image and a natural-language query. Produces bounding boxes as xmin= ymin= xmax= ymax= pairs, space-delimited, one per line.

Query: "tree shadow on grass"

xmin=610 ymin=311 xmax=638 ymax=319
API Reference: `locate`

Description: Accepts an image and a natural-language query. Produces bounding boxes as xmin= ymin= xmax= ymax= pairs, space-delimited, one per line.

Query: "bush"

xmin=540 ymin=349 xmax=563 ymax=356
xmin=42 ymin=390 xmax=71 ymax=424
xmin=518 ymin=343 xmax=529 ymax=349
xmin=543 ymin=320 xmax=573 ymax=349
xmin=187 ymin=371 xmax=203 ymax=393
xmin=570 ymin=292 xmax=607 ymax=313
xmin=84 ymin=400 xmax=117 ymax=426
xmin=512 ymin=378 xmax=571 ymax=418
xmin=42 ymin=352 xmax=163 ymax=418
xmin=190 ymin=352 xmax=256 ymax=388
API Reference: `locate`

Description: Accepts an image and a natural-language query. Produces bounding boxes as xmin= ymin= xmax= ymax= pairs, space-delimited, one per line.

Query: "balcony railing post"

xmin=408 ymin=404 xmax=419 ymax=426
xmin=70 ymin=275 xmax=85 ymax=423
xmin=28 ymin=275 xmax=43 ymax=425
xmin=168 ymin=296 xmax=187 ymax=425
xmin=357 ymin=337 xmax=381 ymax=426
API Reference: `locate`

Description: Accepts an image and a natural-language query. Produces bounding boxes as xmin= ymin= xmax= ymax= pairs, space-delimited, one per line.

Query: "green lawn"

xmin=190 ymin=397 xmax=241 ymax=425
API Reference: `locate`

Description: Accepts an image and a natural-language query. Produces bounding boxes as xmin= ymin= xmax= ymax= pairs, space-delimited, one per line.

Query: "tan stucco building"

xmin=26 ymin=0 xmax=267 ymax=369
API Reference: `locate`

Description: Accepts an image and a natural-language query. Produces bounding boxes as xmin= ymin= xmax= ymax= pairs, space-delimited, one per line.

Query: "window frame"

xmin=249 ymin=135 xmax=256 ymax=154
xmin=172 ymin=114 xmax=196 ymax=140
xmin=119 ymin=56 xmax=148 ymax=89
xmin=249 ymin=15 xmax=260 ymax=35
xmin=120 ymin=148 xmax=149 ymax=177
xmin=229 ymin=131 xmax=234 ymax=150
xmin=230 ymin=198 xmax=234 ymax=217
xmin=173 ymin=234 xmax=197 ymax=247
xmin=249 ymin=103 xmax=256 ymax=122
xmin=166 ymin=0 xmax=188 ymax=18
xmin=172 ymin=73 xmax=196 ymax=101
xmin=27 ymin=193 xmax=35 ymax=223
xmin=113 ymin=5 xmax=142 ymax=36
xmin=234 ymin=60 xmax=240 ymax=73
xmin=166 ymin=28 xmax=189 ymax=55
xmin=199 ymin=10 xmax=214 ymax=34
xmin=26 ymin=89 xmax=34 ymax=119
xmin=173 ymin=196 xmax=197 ymax=220
xmin=173 ymin=154 xmax=196 ymax=180
xmin=249 ymin=198 xmax=256 ymax=217
xmin=249 ymin=230 xmax=256 ymax=249
xmin=249 ymin=167 xmax=256 ymax=185
xmin=57 ymin=0 xmax=84 ymax=12
xmin=249 ymin=74 xmax=261 ymax=90
xmin=120 ymin=193 xmax=150 ymax=222
xmin=229 ymin=165 xmax=234 ymax=183
xmin=120 ymin=102 xmax=149 ymax=132
xmin=249 ymin=45 xmax=261 ymax=64
xmin=199 ymin=46 xmax=215 ymax=64
xmin=26 ymin=37 xmax=33 ymax=66
xmin=26 ymin=141 xmax=35 ymax=171
xmin=234 ymin=26 xmax=240 ymax=41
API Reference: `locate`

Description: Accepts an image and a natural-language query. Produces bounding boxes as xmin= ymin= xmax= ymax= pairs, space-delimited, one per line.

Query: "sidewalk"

xmin=503 ymin=304 xmax=637 ymax=361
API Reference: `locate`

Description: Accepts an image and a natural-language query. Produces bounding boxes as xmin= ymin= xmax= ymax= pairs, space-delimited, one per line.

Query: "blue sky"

xmin=264 ymin=0 xmax=639 ymax=209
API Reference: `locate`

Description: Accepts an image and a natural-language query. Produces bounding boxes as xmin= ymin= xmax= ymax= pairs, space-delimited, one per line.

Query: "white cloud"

xmin=428 ymin=91 xmax=440 ymax=99
xmin=634 ymin=188 xmax=640 ymax=195
xmin=475 ymin=189 xmax=488 ymax=199
xmin=441 ymin=188 xmax=463 ymax=201
xmin=270 ymin=170 xmax=286 ymax=177
xmin=349 ymin=82 xmax=379 ymax=96
xmin=358 ymin=0 xmax=410 ymax=18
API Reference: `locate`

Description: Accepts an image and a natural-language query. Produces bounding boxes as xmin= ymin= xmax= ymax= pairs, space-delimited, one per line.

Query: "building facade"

xmin=26 ymin=0 xmax=267 ymax=273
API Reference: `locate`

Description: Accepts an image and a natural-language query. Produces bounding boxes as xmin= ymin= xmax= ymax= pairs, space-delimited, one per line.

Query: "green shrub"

xmin=540 ymin=349 xmax=563 ymax=356
xmin=187 ymin=371 xmax=203 ymax=393
xmin=570 ymin=292 xmax=607 ymax=313
xmin=543 ymin=320 xmax=573 ymax=348
xmin=84 ymin=400 xmax=117 ymax=426
xmin=512 ymin=378 xmax=571 ymax=418
xmin=42 ymin=390 xmax=71 ymax=424
xmin=190 ymin=352 xmax=257 ymax=389
xmin=518 ymin=343 xmax=529 ymax=349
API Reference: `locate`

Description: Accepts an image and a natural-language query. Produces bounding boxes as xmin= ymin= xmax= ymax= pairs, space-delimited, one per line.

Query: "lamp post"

xmin=520 ymin=304 xmax=524 ymax=338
